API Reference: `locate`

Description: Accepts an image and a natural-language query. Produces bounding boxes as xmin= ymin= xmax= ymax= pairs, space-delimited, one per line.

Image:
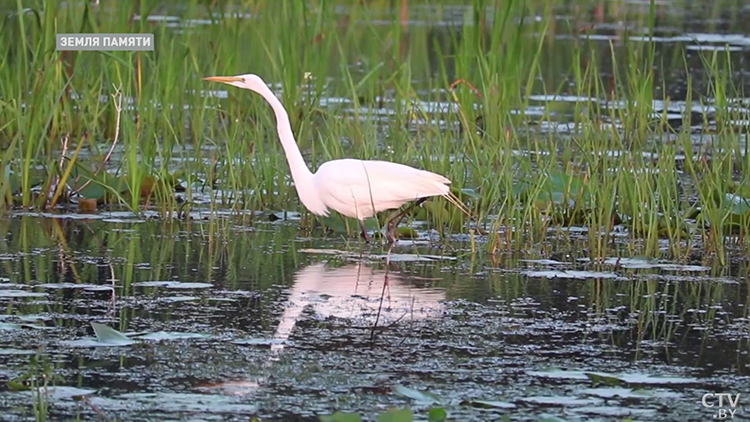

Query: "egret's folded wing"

xmin=315 ymin=159 xmax=451 ymax=218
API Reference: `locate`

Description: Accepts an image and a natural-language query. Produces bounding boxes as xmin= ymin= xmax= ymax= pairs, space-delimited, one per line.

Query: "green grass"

xmin=1 ymin=0 xmax=750 ymax=261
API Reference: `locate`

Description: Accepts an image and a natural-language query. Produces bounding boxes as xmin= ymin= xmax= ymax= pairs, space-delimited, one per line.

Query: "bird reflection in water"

xmin=271 ymin=262 xmax=446 ymax=352
xmin=197 ymin=262 xmax=445 ymax=396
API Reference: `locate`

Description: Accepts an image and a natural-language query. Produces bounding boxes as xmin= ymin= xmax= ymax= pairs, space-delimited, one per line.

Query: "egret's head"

xmin=203 ymin=73 xmax=266 ymax=92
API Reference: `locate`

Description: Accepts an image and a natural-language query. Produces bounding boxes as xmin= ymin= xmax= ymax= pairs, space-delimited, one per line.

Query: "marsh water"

xmin=0 ymin=214 xmax=747 ymax=421
xmin=2 ymin=1 xmax=750 ymax=421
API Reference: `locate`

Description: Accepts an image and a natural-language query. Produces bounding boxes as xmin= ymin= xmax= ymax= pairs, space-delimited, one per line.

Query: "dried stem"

xmin=449 ymin=78 xmax=483 ymax=98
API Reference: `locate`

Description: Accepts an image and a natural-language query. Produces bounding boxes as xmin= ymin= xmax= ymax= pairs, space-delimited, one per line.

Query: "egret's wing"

xmin=314 ymin=159 xmax=452 ymax=218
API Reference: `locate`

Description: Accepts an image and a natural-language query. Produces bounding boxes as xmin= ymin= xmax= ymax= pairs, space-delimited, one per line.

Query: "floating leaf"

xmin=376 ymin=409 xmax=413 ymax=422
xmin=131 ymin=281 xmax=213 ymax=289
xmin=393 ymin=385 xmax=440 ymax=404
xmin=2 ymin=165 xmax=45 ymax=195
xmin=36 ymin=386 xmax=97 ymax=400
xmin=77 ymin=198 xmax=97 ymax=213
xmin=319 ymin=412 xmax=363 ymax=422
xmin=74 ymin=172 xmax=129 ymax=202
xmin=524 ymin=270 xmax=617 ymax=280
xmin=580 ymin=387 xmax=681 ymax=399
xmin=0 ymin=348 xmax=36 ymax=356
xmin=527 ymin=369 xmax=697 ymax=385
xmin=529 ymin=172 xmax=597 ymax=225
xmin=396 ymin=227 xmax=418 ymax=238
xmin=136 ymin=331 xmax=208 ymax=341
xmin=0 ymin=290 xmax=47 ymax=298
xmin=373 ymin=254 xmax=455 ymax=262
xmin=90 ymin=322 xmax=134 ymax=346
xmin=461 ymin=400 xmax=516 ymax=409
xmin=140 ymin=175 xmax=157 ymax=198
xmin=602 ymin=258 xmax=708 ymax=272
xmin=427 ymin=407 xmax=448 ymax=422
xmin=139 ymin=174 xmax=183 ymax=199
xmin=160 ymin=296 xmax=199 ymax=303
xmin=521 ymin=396 xmax=602 ymax=406
xmin=37 ymin=283 xmax=107 ymax=290
xmin=726 ymin=193 xmax=750 ymax=219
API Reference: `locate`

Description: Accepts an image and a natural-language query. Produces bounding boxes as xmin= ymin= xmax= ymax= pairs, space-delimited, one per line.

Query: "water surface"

xmin=0 ymin=215 xmax=747 ymax=420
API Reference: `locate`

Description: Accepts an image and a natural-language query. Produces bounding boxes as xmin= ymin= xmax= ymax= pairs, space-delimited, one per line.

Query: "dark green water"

xmin=0 ymin=214 xmax=747 ymax=421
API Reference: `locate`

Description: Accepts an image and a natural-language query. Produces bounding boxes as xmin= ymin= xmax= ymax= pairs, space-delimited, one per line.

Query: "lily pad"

xmin=37 ymin=283 xmax=106 ymax=290
xmin=136 ymin=331 xmax=208 ymax=341
xmin=524 ymin=270 xmax=617 ymax=280
xmin=0 ymin=323 xmax=22 ymax=331
xmin=377 ymin=409 xmax=413 ymax=422
xmin=580 ymin=387 xmax=681 ymax=399
xmin=521 ymin=396 xmax=603 ymax=406
xmin=132 ymin=281 xmax=213 ymax=289
xmin=527 ymin=369 xmax=698 ymax=385
xmin=535 ymin=171 xmax=591 ymax=208
xmin=160 ymin=296 xmax=200 ymax=303
xmin=90 ymin=322 xmax=134 ymax=346
xmin=428 ymin=407 xmax=447 ymax=422
xmin=520 ymin=259 xmax=565 ymax=265
xmin=85 ymin=392 xmax=257 ymax=414
xmin=570 ymin=406 xmax=657 ymax=417
xmin=604 ymin=258 xmax=709 ymax=272
xmin=35 ymin=386 xmax=97 ymax=400
xmin=320 ymin=412 xmax=363 ymax=422
xmin=393 ymin=385 xmax=440 ymax=404
xmin=462 ymin=400 xmax=516 ymax=409
xmin=74 ymin=172 xmax=129 ymax=202
xmin=0 ymin=348 xmax=36 ymax=355
xmin=374 ymin=254 xmax=456 ymax=262
xmin=0 ymin=290 xmax=47 ymax=298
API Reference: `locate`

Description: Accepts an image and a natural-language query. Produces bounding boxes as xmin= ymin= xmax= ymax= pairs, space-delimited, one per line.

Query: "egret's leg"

xmin=386 ymin=219 xmax=397 ymax=244
xmin=370 ymin=243 xmax=394 ymax=341
xmin=385 ymin=198 xmax=428 ymax=244
xmin=359 ymin=220 xmax=371 ymax=242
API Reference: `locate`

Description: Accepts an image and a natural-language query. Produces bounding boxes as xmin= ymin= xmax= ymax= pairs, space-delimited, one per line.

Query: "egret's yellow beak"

xmin=203 ymin=76 xmax=243 ymax=83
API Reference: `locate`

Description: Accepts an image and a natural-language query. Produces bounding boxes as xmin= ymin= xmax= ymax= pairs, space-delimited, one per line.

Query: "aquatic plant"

xmin=1 ymin=0 xmax=749 ymax=262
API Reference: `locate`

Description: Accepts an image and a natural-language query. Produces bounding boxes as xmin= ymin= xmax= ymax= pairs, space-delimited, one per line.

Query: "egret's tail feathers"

xmin=444 ymin=191 xmax=471 ymax=217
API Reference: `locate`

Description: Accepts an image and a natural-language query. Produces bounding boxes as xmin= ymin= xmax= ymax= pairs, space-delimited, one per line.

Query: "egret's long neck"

xmin=254 ymin=86 xmax=312 ymax=181
xmin=254 ymin=85 xmax=327 ymax=215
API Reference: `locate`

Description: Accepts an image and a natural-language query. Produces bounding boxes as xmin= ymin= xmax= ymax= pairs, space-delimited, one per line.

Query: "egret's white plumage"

xmin=204 ymin=73 xmax=467 ymax=240
xmin=314 ymin=159 xmax=451 ymax=220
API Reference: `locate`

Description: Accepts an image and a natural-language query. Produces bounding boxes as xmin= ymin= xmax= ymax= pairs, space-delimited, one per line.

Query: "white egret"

xmin=204 ymin=73 xmax=468 ymax=242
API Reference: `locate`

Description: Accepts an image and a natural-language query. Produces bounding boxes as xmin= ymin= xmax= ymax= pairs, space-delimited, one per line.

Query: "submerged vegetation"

xmin=2 ymin=0 xmax=750 ymax=262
